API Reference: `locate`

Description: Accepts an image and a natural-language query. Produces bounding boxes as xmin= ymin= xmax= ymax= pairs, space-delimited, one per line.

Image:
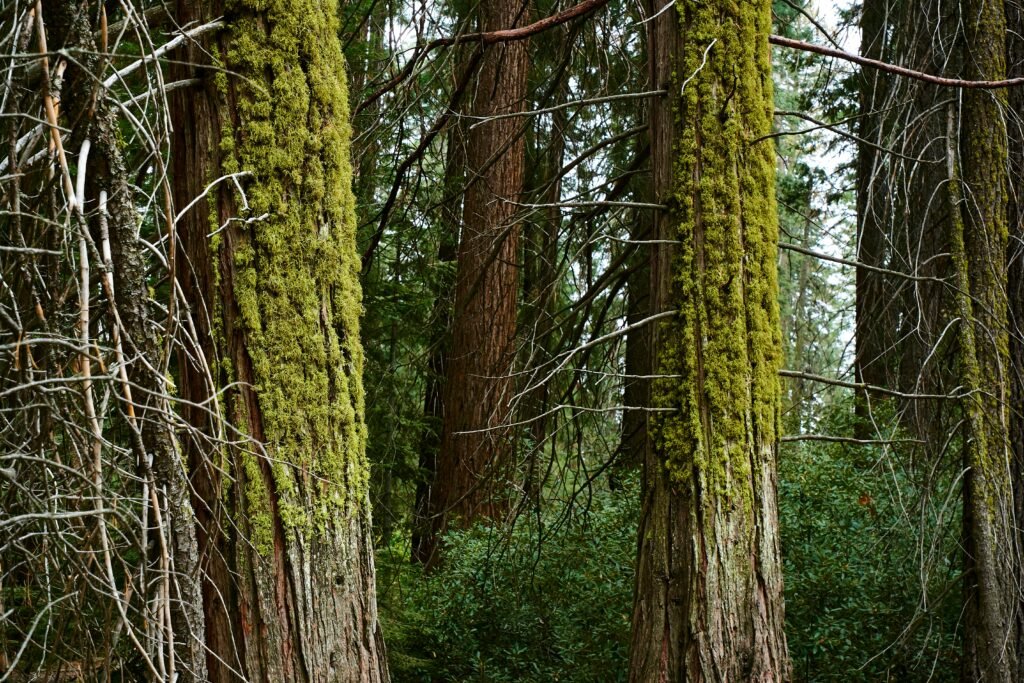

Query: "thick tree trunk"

xmin=628 ymin=2 xmax=789 ymax=680
xmin=954 ymin=2 xmax=1017 ymax=679
xmin=170 ymin=0 xmax=388 ymax=680
xmin=854 ymin=0 xmax=889 ymax=404
xmin=420 ymin=0 xmax=531 ymax=568
xmin=854 ymin=0 xmax=959 ymax=444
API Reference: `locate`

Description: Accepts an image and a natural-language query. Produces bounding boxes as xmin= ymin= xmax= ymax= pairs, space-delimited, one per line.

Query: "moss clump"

xmin=215 ymin=0 xmax=369 ymax=550
xmin=652 ymin=0 xmax=782 ymax=502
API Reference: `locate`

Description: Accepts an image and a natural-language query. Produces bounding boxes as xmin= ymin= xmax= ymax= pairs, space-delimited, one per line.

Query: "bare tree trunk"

xmin=617 ymin=139 xmax=654 ymax=480
xmin=420 ymin=0 xmax=531 ymax=568
xmin=412 ymin=114 xmax=465 ymax=564
xmin=854 ymin=0 xmax=888 ymax=408
xmin=521 ymin=86 xmax=568 ymax=499
xmin=628 ymin=1 xmax=789 ymax=680
xmin=854 ymin=0 xmax=960 ymax=444
xmin=170 ymin=0 xmax=389 ymax=679
xmin=47 ymin=3 xmax=209 ymax=679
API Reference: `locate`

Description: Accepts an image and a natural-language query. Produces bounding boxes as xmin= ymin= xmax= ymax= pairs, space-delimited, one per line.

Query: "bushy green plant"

xmin=377 ymin=483 xmax=637 ymax=682
xmin=779 ymin=399 xmax=961 ymax=681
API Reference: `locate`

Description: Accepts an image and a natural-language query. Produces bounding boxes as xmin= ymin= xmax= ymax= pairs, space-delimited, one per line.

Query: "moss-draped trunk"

xmin=628 ymin=1 xmax=789 ymax=680
xmin=170 ymin=0 xmax=388 ymax=679
xmin=953 ymin=1 xmax=1017 ymax=679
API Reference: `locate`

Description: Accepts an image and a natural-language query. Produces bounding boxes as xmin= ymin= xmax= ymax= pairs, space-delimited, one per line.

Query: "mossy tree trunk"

xmin=170 ymin=0 xmax=388 ymax=680
xmin=628 ymin=1 xmax=789 ymax=680
xmin=420 ymin=0 xmax=531 ymax=568
xmin=951 ymin=1 xmax=1018 ymax=679
xmin=1008 ymin=4 xmax=1024 ymax=678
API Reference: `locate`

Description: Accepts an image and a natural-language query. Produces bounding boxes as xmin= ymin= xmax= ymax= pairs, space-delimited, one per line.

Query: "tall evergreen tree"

xmin=952 ymin=0 xmax=1017 ymax=678
xmin=629 ymin=1 xmax=789 ymax=679
xmin=170 ymin=0 xmax=388 ymax=678
xmin=420 ymin=0 xmax=532 ymax=567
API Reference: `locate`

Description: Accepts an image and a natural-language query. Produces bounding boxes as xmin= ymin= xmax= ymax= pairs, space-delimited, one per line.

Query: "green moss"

xmin=216 ymin=0 xmax=369 ymax=550
xmin=241 ymin=448 xmax=274 ymax=552
xmin=652 ymin=0 xmax=781 ymax=502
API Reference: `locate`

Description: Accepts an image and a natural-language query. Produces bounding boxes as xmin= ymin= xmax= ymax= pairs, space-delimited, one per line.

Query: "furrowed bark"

xmin=170 ymin=0 xmax=389 ymax=679
xmin=628 ymin=1 xmax=790 ymax=680
xmin=954 ymin=1 xmax=1017 ymax=679
xmin=853 ymin=0 xmax=886 ymax=435
xmin=420 ymin=0 xmax=531 ymax=569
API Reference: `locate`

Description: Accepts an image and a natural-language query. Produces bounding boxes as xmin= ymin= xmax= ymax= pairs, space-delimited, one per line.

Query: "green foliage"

xmin=779 ymin=400 xmax=961 ymax=681
xmin=377 ymin=484 xmax=638 ymax=682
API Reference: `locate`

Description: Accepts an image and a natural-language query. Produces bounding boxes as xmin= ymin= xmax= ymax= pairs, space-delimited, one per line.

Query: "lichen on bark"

xmin=951 ymin=0 xmax=1017 ymax=677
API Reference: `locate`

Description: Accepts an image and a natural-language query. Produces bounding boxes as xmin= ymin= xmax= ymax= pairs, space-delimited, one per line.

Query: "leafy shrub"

xmin=377 ymin=483 xmax=637 ymax=682
xmin=779 ymin=400 xmax=961 ymax=681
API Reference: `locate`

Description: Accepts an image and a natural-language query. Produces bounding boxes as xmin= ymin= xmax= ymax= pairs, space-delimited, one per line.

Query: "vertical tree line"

xmin=629 ymin=1 xmax=789 ymax=678
xmin=3 ymin=0 xmax=1024 ymax=680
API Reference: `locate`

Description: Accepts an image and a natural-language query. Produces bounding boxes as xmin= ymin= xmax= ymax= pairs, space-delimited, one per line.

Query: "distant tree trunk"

xmin=785 ymin=218 xmax=813 ymax=433
xmin=170 ymin=0 xmax=389 ymax=679
xmin=854 ymin=0 xmax=959 ymax=443
xmin=617 ymin=142 xmax=653 ymax=480
xmin=950 ymin=2 xmax=1017 ymax=678
xmin=420 ymin=0 xmax=531 ymax=568
xmin=854 ymin=0 xmax=888 ymax=406
xmin=628 ymin=1 xmax=789 ymax=680
xmin=412 ymin=113 xmax=465 ymax=564
xmin=521 ymin=88 xmax=568 ymax=499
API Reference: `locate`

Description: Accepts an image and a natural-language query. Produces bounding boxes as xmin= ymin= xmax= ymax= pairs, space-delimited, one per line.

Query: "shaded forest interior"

xmin=1 ymin=0 xmax=1023 ymax=681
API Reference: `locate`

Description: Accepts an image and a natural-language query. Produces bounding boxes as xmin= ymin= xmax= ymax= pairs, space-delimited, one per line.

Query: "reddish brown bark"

xmin=170 ymin=0 xmax=388 ymax=680
xmin=420 ymin=0 xmax=531 ymax=568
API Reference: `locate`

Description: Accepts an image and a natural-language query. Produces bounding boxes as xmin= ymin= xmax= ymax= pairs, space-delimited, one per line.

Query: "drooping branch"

xmin=779 ymin=369 xmax=959 ymax=400
xmin=769 ymin=34 xmax=1024 ymax=89
xmin=779 ymin=242 xmax=949 ymax=283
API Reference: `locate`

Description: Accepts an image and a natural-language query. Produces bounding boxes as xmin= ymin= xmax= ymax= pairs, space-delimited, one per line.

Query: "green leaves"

xmin=377 ymin=482 xmax=638 ymax=682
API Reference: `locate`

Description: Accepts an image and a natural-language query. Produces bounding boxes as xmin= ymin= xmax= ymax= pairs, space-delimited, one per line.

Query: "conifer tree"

xmin=170 ymin=0 xmax=389 ymax=678
xmin=629 ymin=1 xmax=790 ymax=679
